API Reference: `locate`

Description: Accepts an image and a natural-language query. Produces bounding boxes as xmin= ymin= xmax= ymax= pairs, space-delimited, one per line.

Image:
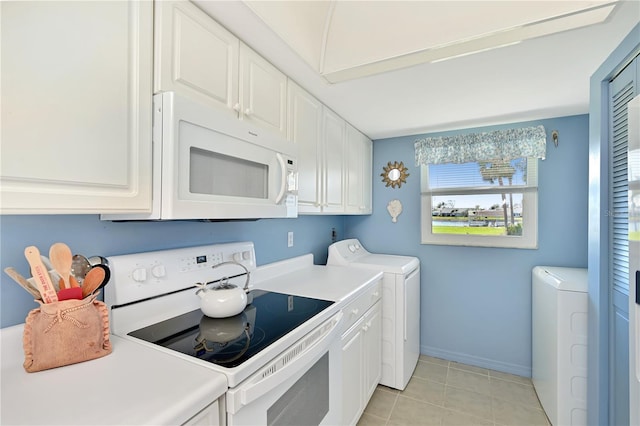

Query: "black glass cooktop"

xmin=128 ymin=290 xmax=333 ymax=368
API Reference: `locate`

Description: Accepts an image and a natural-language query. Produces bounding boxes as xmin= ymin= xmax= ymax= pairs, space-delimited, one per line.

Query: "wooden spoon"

xmin=49 ymin=243 xmax=73 ymax=289
xmin=82 ymin=266 xmax=106 ymax=298
xmin=50 ymin=243 xmax=82 ymax=300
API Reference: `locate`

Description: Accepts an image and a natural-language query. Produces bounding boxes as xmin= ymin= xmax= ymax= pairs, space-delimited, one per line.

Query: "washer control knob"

xmin=132 ymin=267 xmax=147 ymax=282
xmin=348 ymin=244 xmax=356 ymax=253
xmin=151 ymin=264 xmax=166 ymax=278
xmin=242 ymin=251 xmax=252 ymax=260
xmin=233 ymin=252 xmax=243 ymax=262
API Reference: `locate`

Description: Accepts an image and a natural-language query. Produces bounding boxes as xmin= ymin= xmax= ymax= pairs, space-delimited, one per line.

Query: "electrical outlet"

xmin=287 ymin=231 xmax=294 ymax=247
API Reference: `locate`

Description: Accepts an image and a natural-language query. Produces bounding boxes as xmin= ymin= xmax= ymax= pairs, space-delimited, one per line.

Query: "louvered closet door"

xmin=608 ymin=57 xmax=637 ymax=426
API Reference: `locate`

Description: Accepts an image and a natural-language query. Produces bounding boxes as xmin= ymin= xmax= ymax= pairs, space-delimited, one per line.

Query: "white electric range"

xmin=105 ymin=242 xmax=380 ymax=426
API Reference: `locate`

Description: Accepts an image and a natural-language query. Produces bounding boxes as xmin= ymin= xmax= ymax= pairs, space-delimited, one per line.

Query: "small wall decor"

xmin=387 ymin=199 xmax=403 ymax=223
xmin=381 ymin=161 xmax=409 ymax=188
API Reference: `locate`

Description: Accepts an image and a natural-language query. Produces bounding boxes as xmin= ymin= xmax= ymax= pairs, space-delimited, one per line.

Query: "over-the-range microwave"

xmin=103 ymin=92 xmax=298 ymax=221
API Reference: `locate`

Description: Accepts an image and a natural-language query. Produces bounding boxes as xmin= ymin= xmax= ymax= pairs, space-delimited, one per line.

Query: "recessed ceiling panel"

xmin=244 ymin=1 xmax=333 ymax=71
xmin=244 ymin=0 xmax=617 ymax=82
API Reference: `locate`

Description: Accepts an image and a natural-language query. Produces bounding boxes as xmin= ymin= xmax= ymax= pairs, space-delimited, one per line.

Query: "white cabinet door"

xmin=154 ymin=0 xmax=239 ymax=117
xmin=340 ymin=300 xmax=382 ymax=426
xmin=155 ymin=2 xmax=287 ymax=140
xmin=239 ymin=44 xmax=287 ymax=139
xmin=341 ymin=318 xmax=365 ymax=426
xmin=363 ymin=301 xmax=382 ymax=400
xmin=0 ymin=1 xmax=153 ymax=214
xmin=361 ymin=136 xmax=373 ymax=214
xmin=322 ymin=108 xmax=346 ymax=213
xmin=182 ymin=400 xmax=220 ymax=426
xmin=288 ymin=81 xmax=323 ymax=213
xmin=345 ymin=124 xmax=373 ymax=214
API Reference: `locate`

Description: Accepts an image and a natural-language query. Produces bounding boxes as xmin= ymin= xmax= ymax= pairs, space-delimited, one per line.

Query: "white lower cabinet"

xmin=0 ymin=0 xmax=153 ymax=214
xmin=183 ymin=399 xmax=222 ymax=426
xmin=341 ymin=284 xmax=382 ymax=426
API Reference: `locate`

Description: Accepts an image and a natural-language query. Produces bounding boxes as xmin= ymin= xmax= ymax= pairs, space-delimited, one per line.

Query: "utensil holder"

xmin=22 ymin=293 xmax=112 ymax=373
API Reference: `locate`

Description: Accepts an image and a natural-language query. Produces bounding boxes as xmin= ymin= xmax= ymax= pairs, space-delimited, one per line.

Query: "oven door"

xmin=226 ymin=312 xmax=343 ymax=426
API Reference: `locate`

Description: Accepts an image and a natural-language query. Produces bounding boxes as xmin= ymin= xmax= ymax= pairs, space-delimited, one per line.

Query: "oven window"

xmin=267 ymin=353 xmax=329 ymax=426
xmin=190 ymin=147 xmax=268 ymax=199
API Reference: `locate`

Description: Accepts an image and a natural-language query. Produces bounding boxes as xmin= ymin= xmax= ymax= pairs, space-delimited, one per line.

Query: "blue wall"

xmin=345 ymin=114 xmax=589 ymax=376
xmin=0 ymin=114 xmax=590 ymax=377
xmin=0 ymin=215 xmax=344 ymax=327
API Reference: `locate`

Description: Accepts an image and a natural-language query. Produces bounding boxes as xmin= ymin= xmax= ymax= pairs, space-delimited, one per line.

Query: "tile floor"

xmin=357 ymin=355 xmax=549 ymax=426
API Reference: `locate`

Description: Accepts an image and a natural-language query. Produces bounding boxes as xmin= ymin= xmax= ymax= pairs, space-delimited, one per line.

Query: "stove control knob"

xmin=151 ymin=264 xmax=166 ymax=278
xmin=132 ymin=267 xmax=147 ymax=282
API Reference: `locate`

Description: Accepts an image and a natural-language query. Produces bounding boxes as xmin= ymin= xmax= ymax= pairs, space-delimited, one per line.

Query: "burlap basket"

xmin=22 ymin=294 xmax=112 ymax=372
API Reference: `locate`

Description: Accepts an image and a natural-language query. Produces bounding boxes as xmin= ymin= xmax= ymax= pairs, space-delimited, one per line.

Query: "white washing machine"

xmin=328 ymin=238 xmax=420 ymax=390
xmin=532 ymin=266 xmax=588 ymax=426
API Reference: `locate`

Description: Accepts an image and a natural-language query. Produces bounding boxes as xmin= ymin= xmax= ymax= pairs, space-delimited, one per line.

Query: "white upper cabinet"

xmin=288 ymin=81 xmax=323 ymax=213
xmin=346 ymin=124 xmax=373 ymax=214
xmin=0 ymin=1 xmax=153 ymax=214
xmin=322 ymin=108 xmax=346 ymax=213
xmin=239 ymin=44 xmax=288 ymax=138
xmin=154 ymin=0 xmax=239 ymax=115
xmin=155 ymin=1 xmax=287 ymax=139
xmin=291 ymin=82 xmax=373 ymax=215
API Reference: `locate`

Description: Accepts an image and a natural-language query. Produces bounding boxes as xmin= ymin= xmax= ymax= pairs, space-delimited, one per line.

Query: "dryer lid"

xmin=343 ymin=253 xmax=419 ymax=275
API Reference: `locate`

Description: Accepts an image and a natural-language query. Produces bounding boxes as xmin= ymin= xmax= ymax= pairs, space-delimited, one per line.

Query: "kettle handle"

xmin=210 ymin=261 xmax=251 ymax=291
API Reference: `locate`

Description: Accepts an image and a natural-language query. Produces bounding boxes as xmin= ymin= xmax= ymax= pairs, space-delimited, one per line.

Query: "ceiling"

xmin=193 ymin=1 xmax=640 ymax=140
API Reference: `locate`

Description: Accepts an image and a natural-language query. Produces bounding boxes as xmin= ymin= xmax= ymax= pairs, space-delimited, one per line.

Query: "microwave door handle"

xmin=275 ymin=153 xmax=287 ymax=204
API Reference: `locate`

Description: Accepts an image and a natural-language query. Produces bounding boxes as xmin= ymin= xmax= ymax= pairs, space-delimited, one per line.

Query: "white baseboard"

xmin=421 ymin=345 xmax=531 ymax=378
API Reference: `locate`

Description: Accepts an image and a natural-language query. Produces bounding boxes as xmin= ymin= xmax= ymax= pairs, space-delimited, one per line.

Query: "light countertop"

xmin=1 ymin=256 xmax=383 ymax=425
xmin=251 ymin=255 xmax=383 ymax=305
xmin=1 ymin=325 xmax=227 ymax=425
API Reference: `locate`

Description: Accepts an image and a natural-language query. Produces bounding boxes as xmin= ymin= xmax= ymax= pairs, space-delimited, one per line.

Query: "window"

xmin=420 ymin=157 xmax=538 ymax=248
xmin=414 ymin=125 xmax=545 ymax=249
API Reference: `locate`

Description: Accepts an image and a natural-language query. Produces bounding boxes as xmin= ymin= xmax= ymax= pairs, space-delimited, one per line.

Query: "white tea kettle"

xmin=196 ymin=261 xmax=250 ymax=318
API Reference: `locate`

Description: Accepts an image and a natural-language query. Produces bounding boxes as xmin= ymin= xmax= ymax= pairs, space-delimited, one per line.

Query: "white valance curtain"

xmin=414 ymin=125 xmax=547 ymax=165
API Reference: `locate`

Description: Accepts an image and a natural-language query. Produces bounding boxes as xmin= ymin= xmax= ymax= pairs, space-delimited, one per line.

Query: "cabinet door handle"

xmin=232 ymin=103 xmax=241 ymax=112
xmin=244 ymin=108 xmax=252 ymax=116
xmin=351 ymin=308 xmax=359 ymax=316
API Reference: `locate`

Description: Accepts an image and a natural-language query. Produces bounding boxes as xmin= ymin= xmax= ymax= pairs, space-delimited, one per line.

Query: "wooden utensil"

xmin=49 ymin=243 xmax=73 ymax=288
xmin=3 ymin=267 xmax=43 ymax=300
xmin=24 ymin=246 xmax=58 ymax=303
xmin=81 ymin=265 xmax=107 ymax=298
xmin=49 ymin=243 xmax=82 ymax=300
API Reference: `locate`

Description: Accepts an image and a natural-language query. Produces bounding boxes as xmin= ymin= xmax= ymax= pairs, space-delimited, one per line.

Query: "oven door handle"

xmin=227 ymin=311 xmax=343 ymax=414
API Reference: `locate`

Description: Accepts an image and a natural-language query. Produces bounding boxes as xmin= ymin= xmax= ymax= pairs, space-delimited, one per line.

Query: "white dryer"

xmin=328 ymin=238 xmax=420 ymax=390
